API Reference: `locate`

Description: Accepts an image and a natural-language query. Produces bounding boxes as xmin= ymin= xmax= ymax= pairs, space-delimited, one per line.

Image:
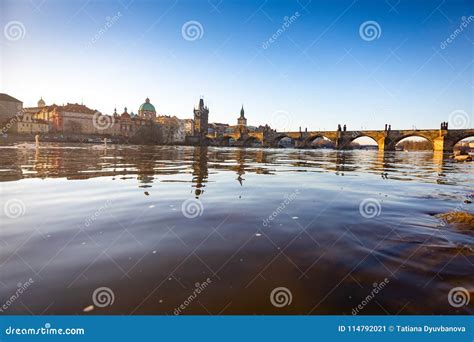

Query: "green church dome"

xmin=139 ymin=98 xmax=156 ymax=112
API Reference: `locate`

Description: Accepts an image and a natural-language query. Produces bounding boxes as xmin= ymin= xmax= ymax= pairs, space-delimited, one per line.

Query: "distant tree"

xmin=130 ymin=122 xmax=163 ymax=144
xmin=310 ymin=138 xmax=335 ymax=149
xmin=398 ymin=140 xmax=432 ymax=151
xmin=349 ymin=141 xmax=361 ymax=149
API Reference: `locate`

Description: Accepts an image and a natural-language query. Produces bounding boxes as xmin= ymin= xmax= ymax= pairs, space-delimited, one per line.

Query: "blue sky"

xmin=1 ymin=0 xmax=472 ymax=131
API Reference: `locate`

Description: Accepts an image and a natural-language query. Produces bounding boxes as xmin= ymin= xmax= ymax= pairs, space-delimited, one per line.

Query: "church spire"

xmin=237 ymin=104 xmax=247 ymax=127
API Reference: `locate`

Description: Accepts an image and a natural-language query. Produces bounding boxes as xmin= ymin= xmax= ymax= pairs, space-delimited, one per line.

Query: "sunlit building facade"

xmin=14 ymin=111 xmax=49 ymax=134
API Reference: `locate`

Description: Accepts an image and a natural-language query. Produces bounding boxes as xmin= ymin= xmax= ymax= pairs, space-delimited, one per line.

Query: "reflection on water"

xmin=0 ymin=143 xmax=473 ymax=315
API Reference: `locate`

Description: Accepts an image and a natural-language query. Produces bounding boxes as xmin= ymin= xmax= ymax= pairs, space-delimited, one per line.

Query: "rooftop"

xmin=0 ymin=93 xmax=22 ymax=103
xmin=44 ymin=103 xmax=97 ymax=114
xmin=139 ymin=98 xmax=156 ymax=112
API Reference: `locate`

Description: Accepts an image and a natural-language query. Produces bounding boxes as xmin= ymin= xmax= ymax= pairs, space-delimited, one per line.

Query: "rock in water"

xmin=436 ymin=212 xmax=474 ymax=231
xmin=83 ymin=305 xmax=94 ymax=312
xmin=453 ymin=155 xmax=472 ymax=162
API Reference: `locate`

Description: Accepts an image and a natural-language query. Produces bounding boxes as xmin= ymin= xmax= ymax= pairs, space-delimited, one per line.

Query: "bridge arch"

xmin=349 ymin=135 xmax=379 ymax=149
xmin=389 ymin=133 xmax=435 ymax=151
xmin=393 ymin=132 xmax=434 ymax=144
xmin=219 ymin=135 xmax=235 ymax=147
xmin=243 ymin=136 xmax=263 ymax=147
xmin=271 ymin=134 xmax=294 ymax=147
xmin=304 ymin=134 xmax=336 ymax=148
xmin=452 ymin=134 xmax=474 ymax=153
xmin=452 ymin=133 xmax=474 ymax=146
xmin=396 ymin=136 xmax=433 ymax=151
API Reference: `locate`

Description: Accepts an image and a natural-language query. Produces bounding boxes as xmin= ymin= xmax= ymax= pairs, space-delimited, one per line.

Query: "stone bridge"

xmin=207 ymin=127 xmax=474 ymax=152
xmin=206 ymin=131 xmax=264 ymax=147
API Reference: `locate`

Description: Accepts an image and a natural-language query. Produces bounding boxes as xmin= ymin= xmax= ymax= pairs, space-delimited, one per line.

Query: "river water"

xmin=0 ymin=143 xmax=473 ymax=315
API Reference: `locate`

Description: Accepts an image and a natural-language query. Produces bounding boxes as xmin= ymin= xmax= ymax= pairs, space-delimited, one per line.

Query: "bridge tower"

xmin=193 ymin=98 xmax=209 ymax=141
xmin=237 ymin=105 xmax=247 ymax=134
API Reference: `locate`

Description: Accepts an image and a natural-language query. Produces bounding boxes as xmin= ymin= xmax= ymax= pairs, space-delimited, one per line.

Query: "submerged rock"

xmin=453 ymin=155 xmax=472 ymax=162
xmin=436 ymin=212 xmax=474 ymax=230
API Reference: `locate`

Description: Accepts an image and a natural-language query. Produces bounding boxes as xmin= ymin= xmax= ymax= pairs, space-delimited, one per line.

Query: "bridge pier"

xmin=377 ymin=137 xmax=393 ymax=151
xmin=432 ymin=133 xmax=455 ymax=152
xmin=294 ymin=140 xmax=306 ymax=149
xmin=335 ymin=137 xmax=351 ymax=150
